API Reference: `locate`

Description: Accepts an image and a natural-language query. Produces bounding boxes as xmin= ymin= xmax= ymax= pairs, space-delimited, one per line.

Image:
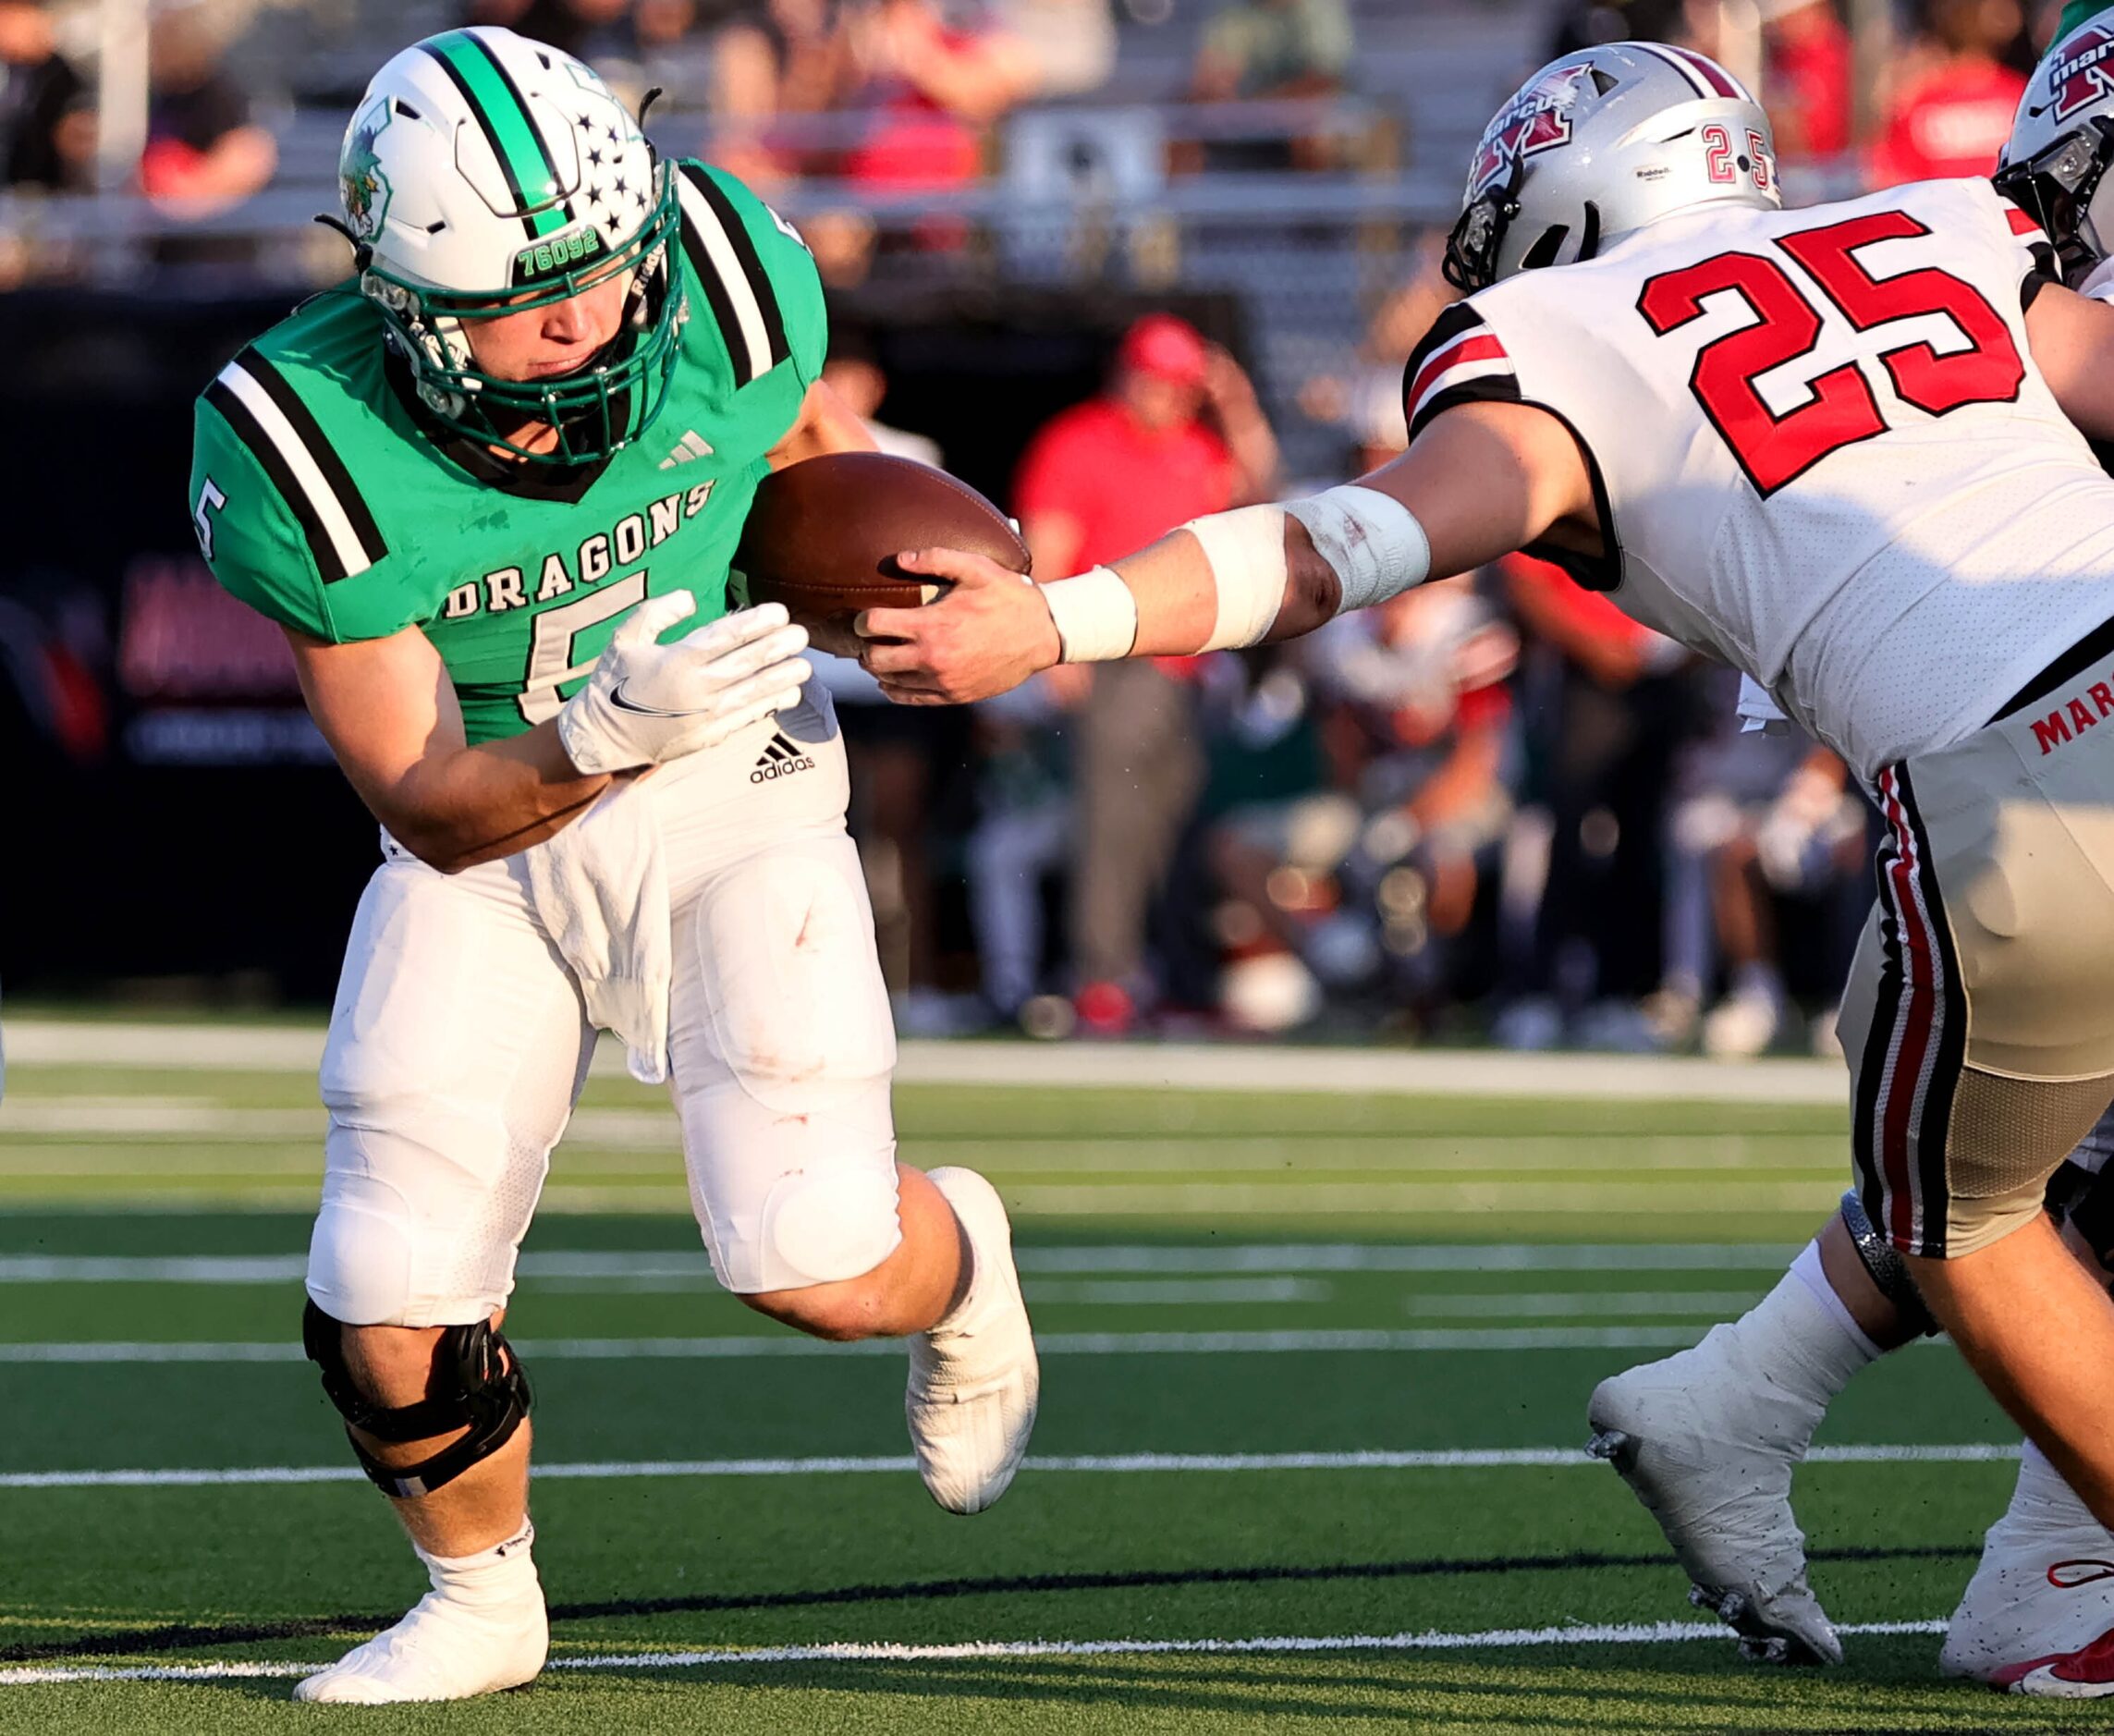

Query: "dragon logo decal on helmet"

xmin=1999 ymin=18 xmax=2114 ymax=288
xmin=1445 ymin=43 xmax=1778 ymax=294
xmin=339 ymin=99 xmax=392 ymax=241
xmin=331 ymin=26 xmax=687 ymax=466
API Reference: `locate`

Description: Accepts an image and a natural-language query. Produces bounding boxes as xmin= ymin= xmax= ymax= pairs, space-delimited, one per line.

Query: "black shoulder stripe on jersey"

xmin=203 ymin=373 xmax=340 ymax=581
xmin=676 ymin=162 xmax=790 ymax=384
xmin=1405 ymin=373 xmax=1520 ymax=446
xmin=1401 ymin=302 xmax=1490 ymax=396
xmin=238 ymin=350 xmax=388 ymax=570
xmin=204 ymin=355 xmax=388 ymax=585
xmin=676 ymin=184 xmax=748 ymax=384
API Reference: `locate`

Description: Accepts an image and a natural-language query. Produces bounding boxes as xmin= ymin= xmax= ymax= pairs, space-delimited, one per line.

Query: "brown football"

xmin=732 ymin=451 xmax=1031 ymax=631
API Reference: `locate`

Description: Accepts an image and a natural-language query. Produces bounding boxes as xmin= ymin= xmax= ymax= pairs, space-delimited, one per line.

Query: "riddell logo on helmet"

xmin=1468 ymin=63 xmax=1595 ymax=196
xmin=514 ymin=226 xmax=603 ymax=286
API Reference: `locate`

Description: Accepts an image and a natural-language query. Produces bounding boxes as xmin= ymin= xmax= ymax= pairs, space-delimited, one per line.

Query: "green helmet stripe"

xmin=422 ymin=31 xmax=570 ymax=241
xmin=2057 ymin=3 xmax=2114 ymax=37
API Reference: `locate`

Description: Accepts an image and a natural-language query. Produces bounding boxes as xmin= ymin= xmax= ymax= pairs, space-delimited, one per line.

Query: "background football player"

xmin=188 ymin=28 xmax=1037 ymax=1705
xmin=853 ymin=31 xmax=2114 ymax=1699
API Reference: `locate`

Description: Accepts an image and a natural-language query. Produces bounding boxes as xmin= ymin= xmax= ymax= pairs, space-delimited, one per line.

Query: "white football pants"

xmin=306 ymin=686 xmax=901 ymax=1326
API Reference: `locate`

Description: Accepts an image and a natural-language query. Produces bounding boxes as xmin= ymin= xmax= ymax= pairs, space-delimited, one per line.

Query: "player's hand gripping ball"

xmin=734 ymin=453 xmax=1030 ymax=653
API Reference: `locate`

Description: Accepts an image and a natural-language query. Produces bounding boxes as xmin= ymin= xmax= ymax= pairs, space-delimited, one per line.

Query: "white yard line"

xmin=0 ymin=1244 xmax=1807 ymax=1285
xmin=0 ymin=1441 xmax=2018 ymax=1492
xmin=0 ymin=1617 xmax=1953 ymax=1686
xmin=4 ymin=1021 xmax=1846 ymax=1103
xmin=0 ymin=1326 xmax=1736 ymax=1364
xmin=1403 ymin=1290 xmax=1765 ymax=1318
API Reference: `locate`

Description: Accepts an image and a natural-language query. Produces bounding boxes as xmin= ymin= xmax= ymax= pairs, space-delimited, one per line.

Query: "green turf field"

xmin=0 ymin=1026 xmax=2086 ymax=1732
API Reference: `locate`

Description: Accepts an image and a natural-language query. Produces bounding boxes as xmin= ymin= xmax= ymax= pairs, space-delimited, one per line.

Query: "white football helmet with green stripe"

xmin=337 ymin=26 xmax=686 ymax=464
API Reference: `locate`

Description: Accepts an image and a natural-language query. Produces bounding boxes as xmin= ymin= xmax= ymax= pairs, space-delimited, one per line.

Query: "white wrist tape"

xmin=1284 ymin=484 xmax=1430 ymax=612
xmin=1185 ymin=504 xmax=1289 ymax=651
xmin=1040 ymin=566 xmax=1138 ymax=663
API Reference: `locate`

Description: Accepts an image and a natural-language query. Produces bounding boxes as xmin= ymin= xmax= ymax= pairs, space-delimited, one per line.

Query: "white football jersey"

xmin=1406 ymin=176 xmax=2114 ymax=779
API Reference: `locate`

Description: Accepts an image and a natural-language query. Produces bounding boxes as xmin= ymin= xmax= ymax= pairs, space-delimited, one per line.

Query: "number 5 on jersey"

xmin=1637 ymin=208 xmax=2024 ymax=496
xmin=193 ymin=477 xmax=228 ymax=561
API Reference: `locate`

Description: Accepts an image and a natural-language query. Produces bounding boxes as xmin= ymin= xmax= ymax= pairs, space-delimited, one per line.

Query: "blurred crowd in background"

xmin=0 ymin=0 xmax=2083 ymax=1046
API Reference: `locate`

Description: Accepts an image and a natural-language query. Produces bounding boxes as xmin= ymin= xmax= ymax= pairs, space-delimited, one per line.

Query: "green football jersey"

xmin=188 ymin=161 xmax=826 ymax=744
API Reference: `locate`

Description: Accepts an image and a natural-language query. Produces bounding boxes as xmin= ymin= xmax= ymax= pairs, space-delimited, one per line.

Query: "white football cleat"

xmin=907 ymin=1167 xmax=1039 ymax=1514
xmin=1942 ymin=1460 xmax=2114 ymax=1698
xmin=1588 ymin=1328 xmax=1842 ymax=1666
xmin=293 ymin=1536 xmax=547 ymax=1705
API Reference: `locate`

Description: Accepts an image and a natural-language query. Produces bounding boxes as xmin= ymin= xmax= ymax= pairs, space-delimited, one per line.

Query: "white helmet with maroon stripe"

xmin=1444 ymin=42 xmax=1780 ymax=293
xmin=1997 ymin=17 xmax=2114 ymax=287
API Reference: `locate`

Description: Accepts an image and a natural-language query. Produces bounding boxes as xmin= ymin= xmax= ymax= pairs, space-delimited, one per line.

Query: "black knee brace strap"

xmin=1839 ymin=1189 xmax=1937 ymax=1338
xmin=301 ymin=1302 xmax=532 ymax=1500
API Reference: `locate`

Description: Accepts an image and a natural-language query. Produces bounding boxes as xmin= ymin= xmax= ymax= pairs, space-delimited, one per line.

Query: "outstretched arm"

xmin=859 ymin=399 xmax=1597 ymax=704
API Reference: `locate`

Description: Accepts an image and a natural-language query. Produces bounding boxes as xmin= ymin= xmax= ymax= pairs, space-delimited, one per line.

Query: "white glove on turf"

xmin=557 ymin=591 xmax=812 ymax=775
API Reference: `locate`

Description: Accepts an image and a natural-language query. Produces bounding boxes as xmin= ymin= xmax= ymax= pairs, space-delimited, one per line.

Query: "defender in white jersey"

xmin=1581 ymin=22 xmax=2114 ymax=1694
xmin=857 ymin=35 xmax=2114 ymax=1672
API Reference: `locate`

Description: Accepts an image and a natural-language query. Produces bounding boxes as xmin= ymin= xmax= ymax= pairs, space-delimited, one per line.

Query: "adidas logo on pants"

xmin=751 ymin=731 xmax=816 ymax=783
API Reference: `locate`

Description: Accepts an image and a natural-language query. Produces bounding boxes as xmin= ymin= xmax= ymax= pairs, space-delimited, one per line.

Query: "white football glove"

xmin=556 ymin=590 xmax=812 ymax=775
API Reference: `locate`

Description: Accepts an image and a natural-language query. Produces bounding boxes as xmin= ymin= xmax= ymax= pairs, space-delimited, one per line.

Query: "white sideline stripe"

xmin=0 ymin=1618 xmax=1956 ymax=1685
xmin=0 ymin=1244 xmax=1806 ymax=1285
xmin=0 ymin=1441 xmax=2022 ymax=1491
xmin=0 ymin=1326 xmax=1732 ymax=1364
xmin=1 ymin=1021 xmax=1848 ymax=1102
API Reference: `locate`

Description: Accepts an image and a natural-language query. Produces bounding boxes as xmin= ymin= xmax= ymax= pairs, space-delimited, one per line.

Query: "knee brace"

xmin=1839 ymin=1189 xmax=1937 ymax=1338
xmin=301 ymin=1301 xmax=532 ymax=1499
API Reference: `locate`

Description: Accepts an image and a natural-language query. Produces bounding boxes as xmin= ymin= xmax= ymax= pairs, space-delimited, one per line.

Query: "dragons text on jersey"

xmin=437 ymin=480 xmax=717 ymax=619
xmin=189 ymin=159 xmax=825 ymax=741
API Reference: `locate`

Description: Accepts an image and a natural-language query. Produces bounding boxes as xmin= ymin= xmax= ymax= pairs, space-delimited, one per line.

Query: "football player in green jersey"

xmin=188 ymin=27 xmax=1039 ymax=1705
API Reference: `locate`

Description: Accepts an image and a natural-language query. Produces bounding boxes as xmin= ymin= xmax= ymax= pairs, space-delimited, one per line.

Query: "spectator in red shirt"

xmin=1764 ymin=0 xmax=1852 ymax=160
xmin=1870 ymin=0 xmax=2029 ymax=185
xmin=1012 ymin=313 xmax=1278 ymax=1033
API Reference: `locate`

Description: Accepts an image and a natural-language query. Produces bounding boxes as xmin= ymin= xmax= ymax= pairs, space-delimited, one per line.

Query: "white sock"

xmin=1788 ymin=1239 xmax=1886 ymax=1361
xmin=1728 ymin=1241 xmax=1881 ymax=1410
xmin=413 ymin=1519 xmax=539 ymax=1610
xmin=2005 ymin=1439 xmax=2098 ymax=1528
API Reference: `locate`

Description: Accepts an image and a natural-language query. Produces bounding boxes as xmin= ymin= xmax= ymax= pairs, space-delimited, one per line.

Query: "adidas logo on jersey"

xmin=752 ymin=730 xmax=815 ymax=783
xmin=658 ymin=430 xmax=715 ymax=470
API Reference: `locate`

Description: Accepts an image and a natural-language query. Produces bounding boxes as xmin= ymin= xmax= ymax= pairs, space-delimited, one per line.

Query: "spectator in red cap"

xmin=1010 ymin=314 xmax=1278 ymax=1034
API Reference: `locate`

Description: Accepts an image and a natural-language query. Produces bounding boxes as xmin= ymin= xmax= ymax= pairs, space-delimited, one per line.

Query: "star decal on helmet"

xmin=2048 ymin=24 xmax=2114 ymax=123
xmin=1467 ymin=62 xmax=1595 ymax=200
xmin=340 ymin=97 xmax=394 ymax=240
